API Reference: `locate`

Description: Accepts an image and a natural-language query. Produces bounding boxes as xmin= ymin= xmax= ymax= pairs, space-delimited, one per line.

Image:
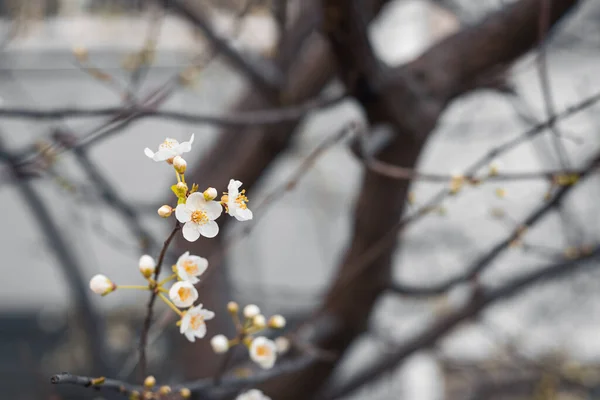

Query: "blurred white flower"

xmin=175 ymin=192 xmax=222 ymax=241
xmin=275 ymin=336 xmax=290 ymax=354
xmin=249 ymin=337 xmax=277 ymax=369
xmin=175 ymin=251 xmax=208 ymax=284
xmin=253 ymin=314 xmax=266 ymax=328
xmin=210 ymin=334 xmax=229 ymax=353
xmin=235 ymin=389 xmax=271 ymax=400
xmin=144 ymin=134 xmax=195 ymax=162
xmin=169 ymin=281 xmax=198 ymax=308
xmin=89 ymin=274 xmax=115 ymax=295
xmin=226 ymin=179 xmax=253 ymax=221
xmin=180 ymin=304 xmax=215 ymax=342
xmin=138 ymin=255 xmax=156 ymax=278
xmin=244 ymin=304 xmax=260 ymax=319
xmin=268 ymin=315 xmax=286 ymax=329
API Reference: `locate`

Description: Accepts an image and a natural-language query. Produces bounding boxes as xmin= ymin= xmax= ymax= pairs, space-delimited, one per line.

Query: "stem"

xmin=176 ymin=170 xmax=181 ymax=183
xmin=158 ymin=292 xmax=183 ymax=316
xmin=158 ymin=273 xmax=177 ymax=286
xmin=117 ymin=285 xmax=150 ymax=290
xmin=139 ymin=221 xmax=181 ymax=381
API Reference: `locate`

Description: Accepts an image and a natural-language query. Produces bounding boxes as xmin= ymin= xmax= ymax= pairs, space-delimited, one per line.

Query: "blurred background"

xmin=2 ymin=0 xmax=600 ymax=399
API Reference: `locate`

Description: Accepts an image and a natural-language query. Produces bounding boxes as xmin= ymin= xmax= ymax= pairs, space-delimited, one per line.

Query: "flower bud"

xmin=158 ymin=386 xmax=171 ymax=395
xmin=143 ymin=376 xmax=156 ymax=388
xmin=203 ymin=187 xmax=218 ymax=201
xmin=173 ymin=156 xmax=187 ymax=174
xmin=210 ymin=334 xmax=229 ymax=353
xmin=275 ymin=336 xmax=290 ymax=354
xmin=227 ymin=301 xmax=239 ymax=314
xmin=253 ymin=314 xmax=266 ymax=328
xmin=268 ymin=315 xmax=286 ymax=329
xmin=138 ymin=255 xmax=156 ymax=278
xmin=157 ymin=205 xmax=173 ymax=218
xmin=243 ymin=304 xmax=260 ymax=319
xmin=173 ymin=182 xmax=188 ymax=198
xmin=72 ymin=46 xmax=88 ymax=62
xmin=179 ymin=388 xmax=191 ymax=399
xmin=89 ymin=274 xmax=115 ymax=295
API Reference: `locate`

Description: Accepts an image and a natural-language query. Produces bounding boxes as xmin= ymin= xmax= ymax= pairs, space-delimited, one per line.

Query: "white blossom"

xmin=138 ymin=255 xmax=156 ymax=278
xmin=180 ymin=304 xmax=215 ymax=342
xmin=210 ymin=334 xmax=229 ymax=353
xmin=275 ymin=336 xmax=290 ymax=354
xmin=89 ymin=274 xmax=115 ymax=295
xmin=253 ymin=314 xmax=266 ymax=328
xmin=144 ymin=134 xmax=195 ymax=162
xmin=169 ymin=281 xmax=198 ymax=308
xmin=175 ymin=192 xmax=222 ymax=241
xmin=175 ymin=251 xmax=208 ymax=284
xmin=235 ymin=389 xmax=271 ymax=400
xmin=226 ymin=179 xmax=253 ymax=221
xmin=244 ymin=304 xmax=260 ymax=319
xmin=249 ymin=336 xmax=277 ymax=369
xmin=268 ymin=315 xmax=286 ymax=329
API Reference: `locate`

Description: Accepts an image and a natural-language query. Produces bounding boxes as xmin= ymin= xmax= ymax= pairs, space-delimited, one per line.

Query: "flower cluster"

xmin=210 ymin=302 xmax=287 ymax=370
xmin=88 ymin=136 xmax=286 ymax=397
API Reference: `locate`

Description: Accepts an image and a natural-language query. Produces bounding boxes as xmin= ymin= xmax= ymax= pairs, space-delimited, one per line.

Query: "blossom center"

xmin=190 ymin=315 xmax=204 ymax=330
xmin=182 ymin=259 xmax=199 ymax=275
xmin=235 ymin=190 xmax=249 ymax=210
xmin=255 ymin=344 xmax=272 ymax=358
xmin=178 ymin=287 xmax=192 ymax=301
xmin=159 ymin=138 xmax=178 ymax=150
xmin=191 ymin=210 xmax=208 ymax=225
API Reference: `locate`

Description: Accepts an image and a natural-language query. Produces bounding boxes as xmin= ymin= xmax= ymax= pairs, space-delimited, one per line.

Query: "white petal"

xmin=175 ymin=204 xmax=192 ymax=223
xmin=194 ymin=323 xmax=207 ymax=339
xmin=228 ymin=179 xmax=242 ymax=194
xmin=185 ymin=192 xmax=204 ymax=210
xmin=184 ymin=331 xmax=196 ymax=342
xmin=234 ymin=208 xmax=253 ymax=221
xmin=144 ymin=148 xmax=155 ymax=158
xmin=203 ymin=201 xmax=223 ymax=220
xmin=258 ymin=357 xmax=276 ymax=369
xmin=187 ymin=276 xmax=200 ymax=284
xmin=182 ymin=222 xmax=201 ymax=242
xmin=176 ymin=251 xmax=191 ymax=265
xmin=188 ymin=256 xmax=208 ymax=276
xmin=180 ymin=315 xmax=190 ymax=333
xmin=152 ymin=149 xmax=177 ymax=162
xmin=200 ymin=309 xmax=215 ymax=320
xmin=198 ymin=220 xmax=219 ymax=238
xmin=188 ymin=133 xmax=195 ymax=145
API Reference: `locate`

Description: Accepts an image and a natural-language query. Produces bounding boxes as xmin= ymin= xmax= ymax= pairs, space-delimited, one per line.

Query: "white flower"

xmin=89 ymin=274 xmax=115 ymax=295
xmin=175 ymin=251 xmax=208 ymax=284
xmin=244 ymin=304 xmax=260 ymax=319
xmin=179 ymin=304 xmax=215 ymax=342
xmin=253 ymin=314 xmax=266 ymax=328
xmin=249 ymin=336 xmax=277 ymax=369
xmin=169 ymin=281 xmax=198 ymax=308
xmin=226 ymin=179 xmax=253 ymax=221
xmin=210 ymin=334 xmax=229 ymax=353
xmin=138 ymin=255 xmax=156 ymax=278
xmin=175 ymin=192 xmax=222 ymax=241
xmin=144 ymin=134 xmax=195 ymax=162
xmin=235 ymin=389 xmax=271 ymax=400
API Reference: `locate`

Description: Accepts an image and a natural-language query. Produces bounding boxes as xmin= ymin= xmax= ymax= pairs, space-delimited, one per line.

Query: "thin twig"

xmin=139 ymin=222 xmax=181 ymax=380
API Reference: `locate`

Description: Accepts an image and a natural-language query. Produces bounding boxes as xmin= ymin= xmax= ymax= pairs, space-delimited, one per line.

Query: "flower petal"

xmin=234 ymin=208 xmax=253 ymax=221
xmin=152 ymin=149 xmax=177 ymax=162
xmin=185 ymin=192 xmax=204 ymax=210
xmin=198 ymin=220 xmax=219 ymax=238
xmin=203 ymin=201 xmax=223 ymax=220
xmin=175 ymin=204 xmax=192 ymax=223
xmin=184 ymin=331 xmax=196 ymax=342
xmin=195 ymin=323 xmax=207 ymax=339
xmin=188 ymin=255 xmax=208 ymax=276
xmin=200 ymin=309 xmax=215 ymax=320
xmin=182 ymin=222 xmax=201 ymax=242
xmin=187 ymin=276 xmax=200 ymax=284
xmin=144 ymin=148 xmax=155 ymax=158
xmin=180 ymin=315 xmax=190 ymax=333
xmin=228 ymin=179 xmax=242 ymax=193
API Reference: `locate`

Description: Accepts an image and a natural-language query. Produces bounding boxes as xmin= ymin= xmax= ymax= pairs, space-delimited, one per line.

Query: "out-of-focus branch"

xmin=0 ymin=137 xmax=112 ymax=376
xmin=158 ymin=0 xmax=284 ymax=94
xmin=50 ymin=373 xmax=141 ymax=398
xmin=139 ymin=222 xmax=181 ymax=380
xmin=321 ymin=245 xmax=600 ymax=399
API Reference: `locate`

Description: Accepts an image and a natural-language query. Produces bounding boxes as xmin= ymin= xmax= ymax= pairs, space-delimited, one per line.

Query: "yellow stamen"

xmin=191 ymin=210 xmax=208 ymax=225
xmin=178 ymin=287 xmax=191 ymax=301
xmin=182 ymin=260 xmax=199 ymax=275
